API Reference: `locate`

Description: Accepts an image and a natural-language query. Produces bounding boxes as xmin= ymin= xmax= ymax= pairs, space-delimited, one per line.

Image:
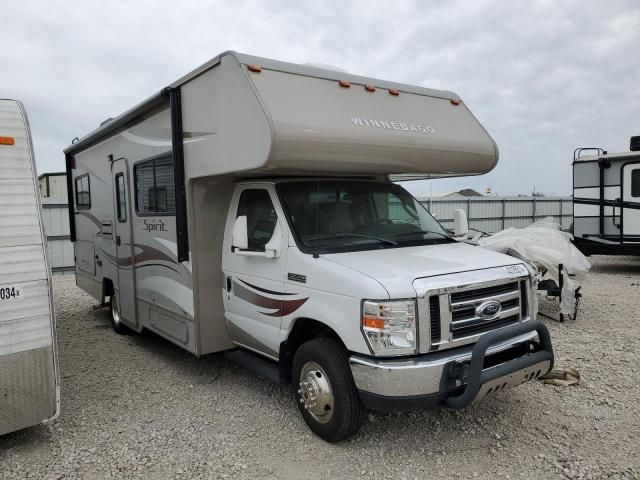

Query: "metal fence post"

xmin=502 ymin=198 xmax=506 ymax=230
xmin=532 ymin=197 xmax=537 ymax=223
xmin=559 ymin=198 xmax=563 ymax=228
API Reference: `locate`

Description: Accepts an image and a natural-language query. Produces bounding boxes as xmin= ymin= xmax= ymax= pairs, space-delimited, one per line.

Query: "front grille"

xmin=519 ymin=280 xmax=528 ymax=317
xmin=429 ymin=296 xmax=441 ymax=343
xmin=451 ymin=282 xmax=518 ymax=303
xmin=449 ymin=281 xmax=521 ymax=340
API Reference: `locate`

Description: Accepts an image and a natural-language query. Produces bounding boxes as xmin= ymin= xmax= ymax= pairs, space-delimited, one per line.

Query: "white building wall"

xmin=422 ymin=196 xmax=573 ymax=233
xmin=39 ymin=174 xmax=74 ymax=272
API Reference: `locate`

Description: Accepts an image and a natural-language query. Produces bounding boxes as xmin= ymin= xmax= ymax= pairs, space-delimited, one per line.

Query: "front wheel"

xmin=292 ymin=337 xmax=365 ymax=442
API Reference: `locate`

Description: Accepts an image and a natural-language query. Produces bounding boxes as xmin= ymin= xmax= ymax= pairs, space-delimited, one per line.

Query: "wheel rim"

xmin=111 ymin=295 xmax=120 ymax=326
xmin=298 ymin=361 xmax=334 ymax=424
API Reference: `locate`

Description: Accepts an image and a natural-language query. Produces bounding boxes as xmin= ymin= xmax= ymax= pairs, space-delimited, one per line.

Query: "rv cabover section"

xmin=573 ymin=141 xmax=640 ymax=256
xmin=0 ymin=99 xmax=60 ymax=435
xmin=65 ymin=52 xmax=552 ymax=442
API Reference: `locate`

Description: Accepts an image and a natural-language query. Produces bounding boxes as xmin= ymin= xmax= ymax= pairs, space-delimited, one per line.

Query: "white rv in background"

xmin=0 ymin=99 xmax=60 ymax=435
xmin=573 ymin=137 xmax=640 ymax=256
xmin=65 ymin=52 xmax=554 ymax=441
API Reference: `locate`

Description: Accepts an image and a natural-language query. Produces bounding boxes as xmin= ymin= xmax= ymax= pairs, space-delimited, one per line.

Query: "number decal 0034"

xmin=0 ymin=285 xmax=24 ymax=302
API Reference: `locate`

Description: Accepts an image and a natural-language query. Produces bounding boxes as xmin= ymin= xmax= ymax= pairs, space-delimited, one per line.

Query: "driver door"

xmin=222 ymin=186 xmax=288 ymax=358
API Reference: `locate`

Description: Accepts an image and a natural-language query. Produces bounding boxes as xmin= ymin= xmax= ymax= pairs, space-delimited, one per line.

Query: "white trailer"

xmin=0 ymin=99 xmax=60 ymax=435
xmin=65 ymin=52 xmax=553 ymax=441
xmin=573 ymin=137 xmax=640 ymax=255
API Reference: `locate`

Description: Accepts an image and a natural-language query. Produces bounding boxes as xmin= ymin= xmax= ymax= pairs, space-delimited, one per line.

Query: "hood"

xmin=323 ymin=242 xmax=524 ymax=298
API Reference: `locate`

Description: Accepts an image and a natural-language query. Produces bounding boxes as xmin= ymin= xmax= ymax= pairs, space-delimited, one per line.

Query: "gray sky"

xmin=2 ymin=0 xmax=639 ymax=196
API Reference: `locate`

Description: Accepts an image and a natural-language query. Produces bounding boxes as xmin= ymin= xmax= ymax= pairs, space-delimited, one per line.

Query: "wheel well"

xmin=101 ymin=278 xmax=114 ymax=304
xmin=279 ymin=318 xmax=345 ymax=384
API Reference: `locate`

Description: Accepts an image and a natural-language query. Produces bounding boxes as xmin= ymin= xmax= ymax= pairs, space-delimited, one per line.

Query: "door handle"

xmin=116 ymin=235 xmax=121 ymax=246
xmin=612 ymin=198 xmax=620 ymax=228
xmin=226 ymin=276 xmax=232 ymax=292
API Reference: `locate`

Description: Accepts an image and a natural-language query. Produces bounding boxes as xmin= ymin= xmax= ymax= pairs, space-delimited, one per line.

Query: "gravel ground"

xmin=1 ymin=256 xmax=639 ymax=479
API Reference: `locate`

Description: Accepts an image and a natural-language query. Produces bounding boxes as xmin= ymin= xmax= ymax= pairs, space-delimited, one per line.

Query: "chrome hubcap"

xmin=111 ymin=296 xmax=120 ymax=325
xmin=298 ymin=362 xmax=334 ymax=424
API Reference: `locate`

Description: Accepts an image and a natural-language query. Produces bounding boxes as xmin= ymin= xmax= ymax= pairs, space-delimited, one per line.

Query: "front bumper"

xmin=349 ymin=320 xmax=554 ymax=412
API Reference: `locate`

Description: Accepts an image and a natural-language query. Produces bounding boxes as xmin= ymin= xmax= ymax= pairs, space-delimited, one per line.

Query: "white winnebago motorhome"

xmin=573 ymin=137 xmax=640 ymax=255
xmin=64 ymin=52 xmax=554 ymax=441
xmin=0 ymin=99 xmax=60 ymax=435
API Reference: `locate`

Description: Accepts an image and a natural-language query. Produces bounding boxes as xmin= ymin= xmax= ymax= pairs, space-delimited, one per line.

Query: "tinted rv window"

xmin=115 ymin=173 xmax=127 ymax=222
xmin=134 ymin=155 xmax=175 ymax=215
xmin=75 ymin=174 xmax=91 ymax=209
xmin=236 ymin=189 xmax=277 ymax=251
xmin=632 ymin=170 xmax=640 ymax=198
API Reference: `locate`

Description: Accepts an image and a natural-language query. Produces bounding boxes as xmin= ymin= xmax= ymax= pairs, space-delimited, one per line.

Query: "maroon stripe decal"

xmin=263 ymin=297 xmax=308 ymax=317
xmin=238 ymin=279 xmax=296 ymax=296
xmin=100 ymin=244 xmax=177 ymax=268
xmin=232 ymin=280 xmax=308 ymax=317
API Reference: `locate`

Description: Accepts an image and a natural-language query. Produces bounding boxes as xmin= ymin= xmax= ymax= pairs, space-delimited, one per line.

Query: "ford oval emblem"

xmin=476 ymin=300 xmax=502 ymax=320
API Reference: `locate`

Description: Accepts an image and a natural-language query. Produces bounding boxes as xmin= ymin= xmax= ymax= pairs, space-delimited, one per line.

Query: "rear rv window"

xmin=75 ymin=174 xmax=91 ymax=209
xmin=134 ymin=155 xmax=175 ymax=215
xmin=632 ymin=170 xmax=640 ymax=198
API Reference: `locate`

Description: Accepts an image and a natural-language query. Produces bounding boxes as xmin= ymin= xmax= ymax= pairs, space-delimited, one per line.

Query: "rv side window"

xmin=632 ymin=170 xmax=640 ymax=198
xmin=237 ymin=189 xmax=277 ymax=252
xmin=115 ymin=173 xmax=127 ymax=222
xmin=75 ymin=174 xmax=91 ymax=209
xmin=134 ymin=155 xmax=176 ymax=215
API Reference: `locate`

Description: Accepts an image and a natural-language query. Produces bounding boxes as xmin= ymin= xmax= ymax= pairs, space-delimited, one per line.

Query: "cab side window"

xmin=237 ymin=189 xmax=277 ymax=251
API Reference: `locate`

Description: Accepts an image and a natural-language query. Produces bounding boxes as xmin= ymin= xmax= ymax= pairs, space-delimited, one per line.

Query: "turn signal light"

xmin=0 ymin=136 xmax=15 ymax=145
xmin=362 ymin=315 xmax=385 ymax=329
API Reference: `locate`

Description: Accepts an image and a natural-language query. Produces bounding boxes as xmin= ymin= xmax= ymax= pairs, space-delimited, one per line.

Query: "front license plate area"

xmin=472 ymin=360 xmax=550 ymax=404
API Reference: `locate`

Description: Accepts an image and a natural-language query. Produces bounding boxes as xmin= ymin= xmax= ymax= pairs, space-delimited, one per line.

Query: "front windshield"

xmin=277 ymin=180 xmax=452 ymax=254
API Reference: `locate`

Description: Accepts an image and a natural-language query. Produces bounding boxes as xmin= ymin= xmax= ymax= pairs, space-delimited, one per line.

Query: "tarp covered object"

xmin=477 ymin=218 xmax=590 ymax=314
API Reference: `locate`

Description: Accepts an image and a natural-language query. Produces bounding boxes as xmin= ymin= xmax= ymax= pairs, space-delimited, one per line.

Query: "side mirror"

xmin=453 ymin=209 xmax=469 ymax=238
xmin=264 ymin=222 xmax=282 ymax=259
xmin=232 ymin=215 xmax=248 ymax=250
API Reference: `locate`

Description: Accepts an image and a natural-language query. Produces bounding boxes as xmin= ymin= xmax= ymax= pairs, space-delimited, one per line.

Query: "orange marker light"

xmin=0 ymin=136 xmax=15 ymax=145
xmin=339 ymin=80 xmax=351 ymax=88
xmin=389 ymin=89 xmax=400 ymax=96
xmin=247 ymin=64 xmax=262 ymax=73
xmin=364 ymin=84 xmax=376 ymax=92
xmin=450 ymin=98 xmax=461 ymax=105
xmin=362 ymin=315 xmax=385 ymax=329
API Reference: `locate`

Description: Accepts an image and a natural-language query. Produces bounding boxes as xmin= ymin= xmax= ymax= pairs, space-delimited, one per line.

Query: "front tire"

xmin=109 ymin=294 xmax=130 ymax=335
xmin=292 ymin=337 xmax=365 ymax=442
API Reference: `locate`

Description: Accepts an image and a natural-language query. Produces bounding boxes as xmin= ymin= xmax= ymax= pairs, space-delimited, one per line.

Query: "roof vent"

xmin=303 ymin=62 xmax=349 ymax=73
xmin=630 ymin=136 xmax=640 ymax=152
xmin=100 ymin=117 xmax=114 ymax=127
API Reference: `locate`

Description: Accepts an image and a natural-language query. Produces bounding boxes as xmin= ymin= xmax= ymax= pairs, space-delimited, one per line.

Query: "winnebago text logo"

xmin=350 ymin=117 xmax=435 ymax=134
xmin=143 ymin=219 xmax=168 ymax=232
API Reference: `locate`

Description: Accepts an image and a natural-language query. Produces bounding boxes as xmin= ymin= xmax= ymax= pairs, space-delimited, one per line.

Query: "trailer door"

xmin=622 ymin=163 xmax=640 ymax=240
xmin=112 ymin=160 xmax=138 ymax=328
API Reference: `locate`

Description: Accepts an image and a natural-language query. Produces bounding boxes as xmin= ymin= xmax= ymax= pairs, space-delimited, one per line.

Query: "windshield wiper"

xmin=393 ymin=230 xmax=453 ymax=241
xmin=308 ymin=232 xmax=397 ymax=246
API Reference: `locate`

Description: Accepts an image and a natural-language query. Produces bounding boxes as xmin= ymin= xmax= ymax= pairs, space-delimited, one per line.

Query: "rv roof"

xmin=574 ymin=151 xmax=640 ymax=163
xmin=64 ymin=51 xmax=457 ymax=156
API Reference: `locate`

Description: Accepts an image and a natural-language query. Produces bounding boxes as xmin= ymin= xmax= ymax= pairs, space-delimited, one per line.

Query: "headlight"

xmin=361 ymin=299 xmax=417 ymax=356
